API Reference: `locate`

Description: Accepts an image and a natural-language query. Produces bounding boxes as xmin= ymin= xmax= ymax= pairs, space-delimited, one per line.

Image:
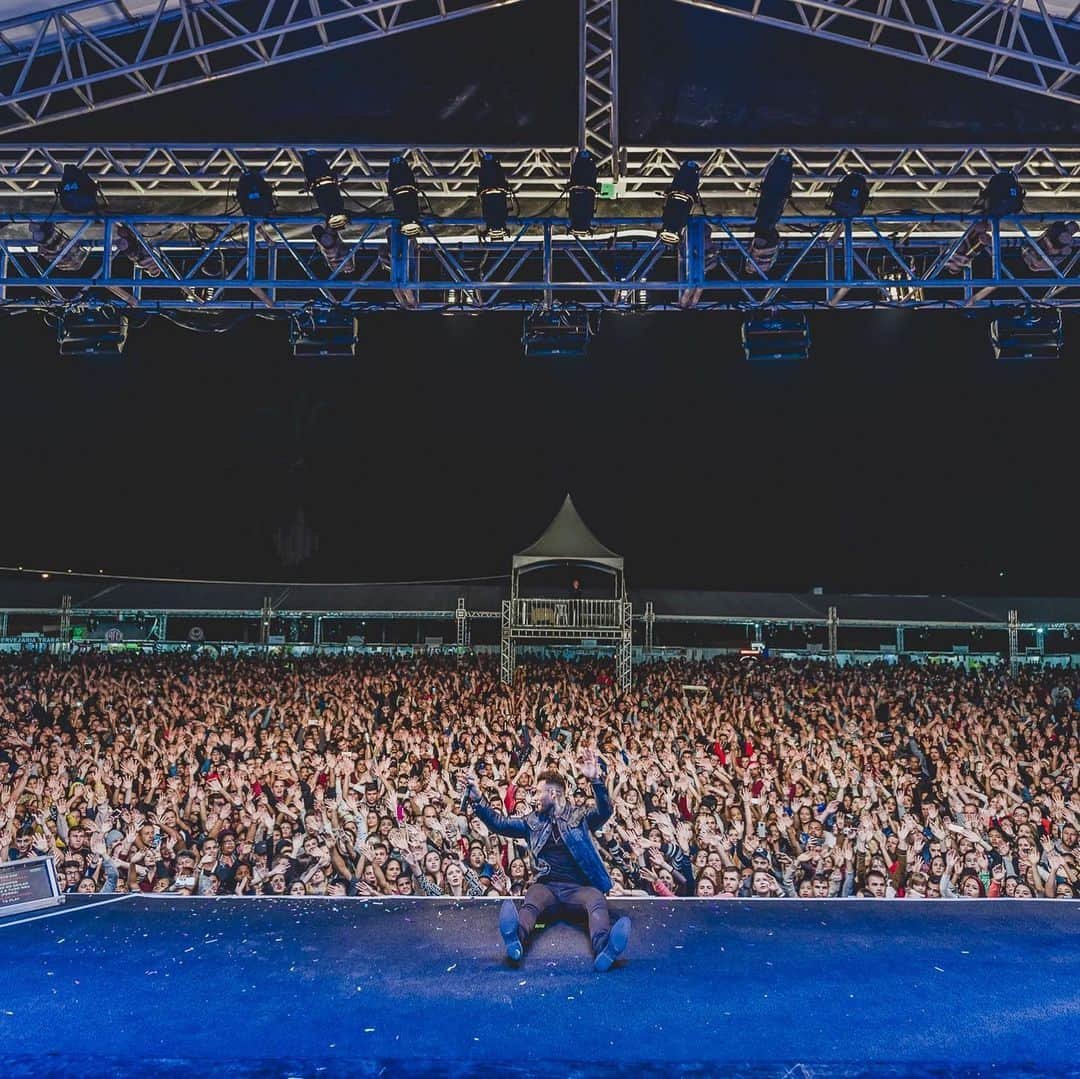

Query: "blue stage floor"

xmin=1 ymin=895 xmax=1078 ymax=1078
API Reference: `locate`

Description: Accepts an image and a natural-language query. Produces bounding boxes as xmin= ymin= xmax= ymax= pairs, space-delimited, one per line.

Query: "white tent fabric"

xmin=513 ymin=495 xmax=623 ymax=573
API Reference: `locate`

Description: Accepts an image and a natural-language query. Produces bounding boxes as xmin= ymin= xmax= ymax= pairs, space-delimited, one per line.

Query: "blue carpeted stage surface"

xmin=1 ymin=896 xmax=1078 ymax=1079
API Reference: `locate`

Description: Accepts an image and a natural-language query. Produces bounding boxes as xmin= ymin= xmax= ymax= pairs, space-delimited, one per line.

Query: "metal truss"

xmin=0 ymin=0 xmax=525 ymax=135
xmin=580 ymin=0 xmax=620 ymax=179
xmin=674 ymin=0 xmax=1080 ymax=105
xmin=2 ymin=144 xmax=1080 ymax=215
xmin=2 ymin=210 xmax=1079 ymax=312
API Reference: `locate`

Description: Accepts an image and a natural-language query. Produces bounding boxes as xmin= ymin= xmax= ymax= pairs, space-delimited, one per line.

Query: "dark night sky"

xmin=2 ymin=0 xmax=1077 ymax=596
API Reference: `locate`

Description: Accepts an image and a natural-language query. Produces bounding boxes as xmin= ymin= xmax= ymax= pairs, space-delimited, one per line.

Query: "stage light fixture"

xmin=522 ymin=305 xmax=595 ymax=358
xmin=990 ymin=307 xmax=1063 ymax=360
xmin=57 ymin=165 xmax=101 ymax=215
xmin=828 ymin=172 xmax=869 ymax=218
xmin=31 ymin=222 xmax=89 ymax=273
xmin=289 ymin=306 xmax=358 ymax=358
xmin=114 ymin=224 xmax=163 ymax=278
xmin=303 ymin=151 xmax=349 ymax=231
xmin=236 ymin=169 xmax=276 ymax=217
xmin=568 ymin=149 xmax=599 ymax=237
xmin=388 ymin=156 xmax=423 ymax=238
xmin=741 ymin=312 xmax=810 ymax=361
xmin=746 ymin=153 xmax=793 ymax=274
xmin=659 ymin=160 xmax=700 ymax=246
xmin=976 ymin=170 xmax=1025 ymax=217
xmin=478 ymin=153 xmax=511 ymax=240
xmin=57 ymin=305 xmax=128 ymax=357
xmin=311 ymin=223 xmax=354 ymax=273
xmin=1022 ymin=221 xmax=1078 ymax=273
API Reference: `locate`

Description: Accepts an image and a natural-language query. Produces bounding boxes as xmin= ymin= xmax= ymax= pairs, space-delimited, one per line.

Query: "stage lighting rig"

xmin=236 ymin=169 xmax=276 ymax=217
xmin=303 ymin=151 xmax=349 ymax=231
xmin=741 ymin=311 xmax=810 ymax=361
xmin=114 ymin=224 xmax=163 ymax=278
xmin=828 ymin=172 xmax=869 ymax=218
xmin=57 ymin=165 xmax=102 ymax=215
xmin=659 ymin=160 xmax=701 ymax=246
xmin=990 ymin=307 xmax=1063 ymax=359
xmin=568 ymin=149 xmax=599 ymax=238
xmin=523 ymin=304 xmax=595 ymax=358
xmin=478 ymin=153 xmax=512 ymax=240
xmin=31 ymin=222 xmax=89 ymax=273
xmin=975 ymin=170 xmax=1025 ymax=217
xmin=57 ymin=304 xmax=128 ymax=357
xmin=745 ymin=152 xmax=793 ymax=274
xmin=388 ymin=156 xmax=423 ymax=237
xmin=1022 ymin=221 xmax=1078 ymax=273
xmin=311 ymin=223 xmax=354 ymax=273
xmin=289 ymin=306 xmax=358 ymax=357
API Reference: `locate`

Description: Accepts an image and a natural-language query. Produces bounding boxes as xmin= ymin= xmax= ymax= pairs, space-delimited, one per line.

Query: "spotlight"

xmin=57 ymin=304 xmax=128 ymax=357
xmin=746 ymin=152 xmax=793 ymax=274
xmin=388 ymin=156 xmax=422 ymax=238
xmin=289 ymin=306 xmax=358 ymax=358
xmin=828 ymin=172 xmax=869 ymax=218
xmin=741 ymin=312 xmax=810 ymax=361
xmin=311 ymin=223 xmax=354 ymax=273
xmin=990 ymin=307 xmax=1063 ymax=360
xmin=56 ymin=165 xmax=101 ymax=215
xmin=31 ymin=222 xmax=89 ymax=272
xmin=478 ymin=152 xmax=511 ymax=240
xmin=236 ymin=169 xmax=276 ymax=217
xmin=303 ymin=151 xmax=349 ymax=231
xmin=522 ymin=305 xmax=594 ymax=358
xmin=976 ymin=170 xmax=1025 ymax=217
xmin=114 ymin=224 xmax=163 ymax=278
xmin=568 ymin=149 xmax=599 ymax=238
xmin=659 ymin=160 xmax=700 ymax=246
xmin=1022 ymin=221 xmax=1078 ymax=273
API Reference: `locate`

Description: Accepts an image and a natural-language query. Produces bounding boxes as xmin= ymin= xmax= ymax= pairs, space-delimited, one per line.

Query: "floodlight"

xmin=1022 ymin=221 xmax=1078 ymax=273
xmin=976 ymin=170 xmax=1025 ymax=217
xmin=388 ymin=156 xmax=422 ymax=238
xmin=828 ymin=172 xmax=869 ymax=218
xmin=478 ymin=153 xmax=511 ymax=240
xmin=745 ymin=153 xmax=793 ymax=273
xmin=311 ymin=224 xmax=354 ymax=273
xmin=236 ymin=169 xmax=275 ymax=217
xmin=57 ymin=165 xmax=101 ymax=215
xmin=568 ymin=149 xmax=599 ymax=238
xmin=31 ymin=222 xmax=89 ymax=272
xmin=659 ymin=160 xmax=700 ymax=246
xmin=303 ymin=151 xmax=349 ymax=231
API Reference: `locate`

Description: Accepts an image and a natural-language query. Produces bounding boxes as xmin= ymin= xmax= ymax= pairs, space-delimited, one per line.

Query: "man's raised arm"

xmin=459 ymin=772 xmax=528 ymax=839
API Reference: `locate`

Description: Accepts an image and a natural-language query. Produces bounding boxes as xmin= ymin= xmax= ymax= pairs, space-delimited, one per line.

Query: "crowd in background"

xmin=1 ymin=653 xmax=1077 ymax=900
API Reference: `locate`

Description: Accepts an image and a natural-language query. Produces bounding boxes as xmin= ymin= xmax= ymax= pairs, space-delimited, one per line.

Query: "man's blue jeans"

xmin=516 ymin=880 xmax=611 ymax=955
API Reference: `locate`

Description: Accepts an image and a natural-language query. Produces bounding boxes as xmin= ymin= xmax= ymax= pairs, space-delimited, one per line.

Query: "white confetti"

xmin=446 ymin=964 xmax=457 ymax=972
xmin=934 ymin=966 xmax=945 ymax=972
xmin=56 ymin=938 xmax=65 ymax=944
xmin=364 ymin=1028 xmax=375 ymax=1033
xmin=518 ymin=980 xmax=527 ymax=986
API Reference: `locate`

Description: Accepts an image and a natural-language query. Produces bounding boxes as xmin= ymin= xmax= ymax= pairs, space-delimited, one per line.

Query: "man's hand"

xmin=580 ymin=748 xmax=600 ymax=782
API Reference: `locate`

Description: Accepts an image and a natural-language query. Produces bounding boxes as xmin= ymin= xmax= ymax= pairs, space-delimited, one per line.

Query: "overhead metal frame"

xmin=0 ymin=0 xmax=527 ymax=135
xmin=673 ymin=0 xmax=1080 ymax=105
xmin=580 ymin=0 xmax=620 ymax=179
xmin=3 ymin=144 xmax=1080 ymax=214
xmin=2 ymin=209 xmax=1079 ymax=312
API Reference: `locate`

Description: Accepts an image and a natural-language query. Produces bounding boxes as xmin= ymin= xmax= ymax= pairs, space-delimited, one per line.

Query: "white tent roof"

xmin=513 ymin=495 xmax=623 ymax=573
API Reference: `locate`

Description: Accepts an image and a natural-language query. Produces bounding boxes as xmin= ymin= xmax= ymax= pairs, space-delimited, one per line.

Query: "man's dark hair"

xmin=536 ymin=770 xmax=566 ymax=790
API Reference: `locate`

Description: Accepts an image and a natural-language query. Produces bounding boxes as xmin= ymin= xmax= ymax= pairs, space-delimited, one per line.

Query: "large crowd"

xmin=1 ymin=653 xmax=1077 ymax=900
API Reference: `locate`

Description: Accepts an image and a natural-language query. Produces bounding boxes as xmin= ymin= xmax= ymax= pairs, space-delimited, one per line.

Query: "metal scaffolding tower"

xmin=580 ymin=0 xmax=620 ymax=179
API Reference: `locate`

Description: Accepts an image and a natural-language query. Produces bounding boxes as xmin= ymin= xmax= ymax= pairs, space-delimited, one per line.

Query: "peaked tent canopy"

xmin=513 ymin=495 xmax=623 ymax=573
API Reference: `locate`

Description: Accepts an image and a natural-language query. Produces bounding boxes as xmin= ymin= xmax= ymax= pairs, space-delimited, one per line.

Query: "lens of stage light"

xmin=303 ymin=151 xmax=349 ymax=231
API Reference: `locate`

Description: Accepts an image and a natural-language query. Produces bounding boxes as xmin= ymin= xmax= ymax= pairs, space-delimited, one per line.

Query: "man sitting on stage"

xmin=459 ymin=749 xmax=631 ymax=972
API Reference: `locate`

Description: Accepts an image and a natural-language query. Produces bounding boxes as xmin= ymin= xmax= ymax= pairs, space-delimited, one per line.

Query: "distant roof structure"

xmin=512 ymin=495 xmax=624 ymax=573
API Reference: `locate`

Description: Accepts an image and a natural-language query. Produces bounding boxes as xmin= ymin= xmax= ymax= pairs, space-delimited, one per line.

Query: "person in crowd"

xmin=1 ymin=653 xmax=1076 ymax=905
